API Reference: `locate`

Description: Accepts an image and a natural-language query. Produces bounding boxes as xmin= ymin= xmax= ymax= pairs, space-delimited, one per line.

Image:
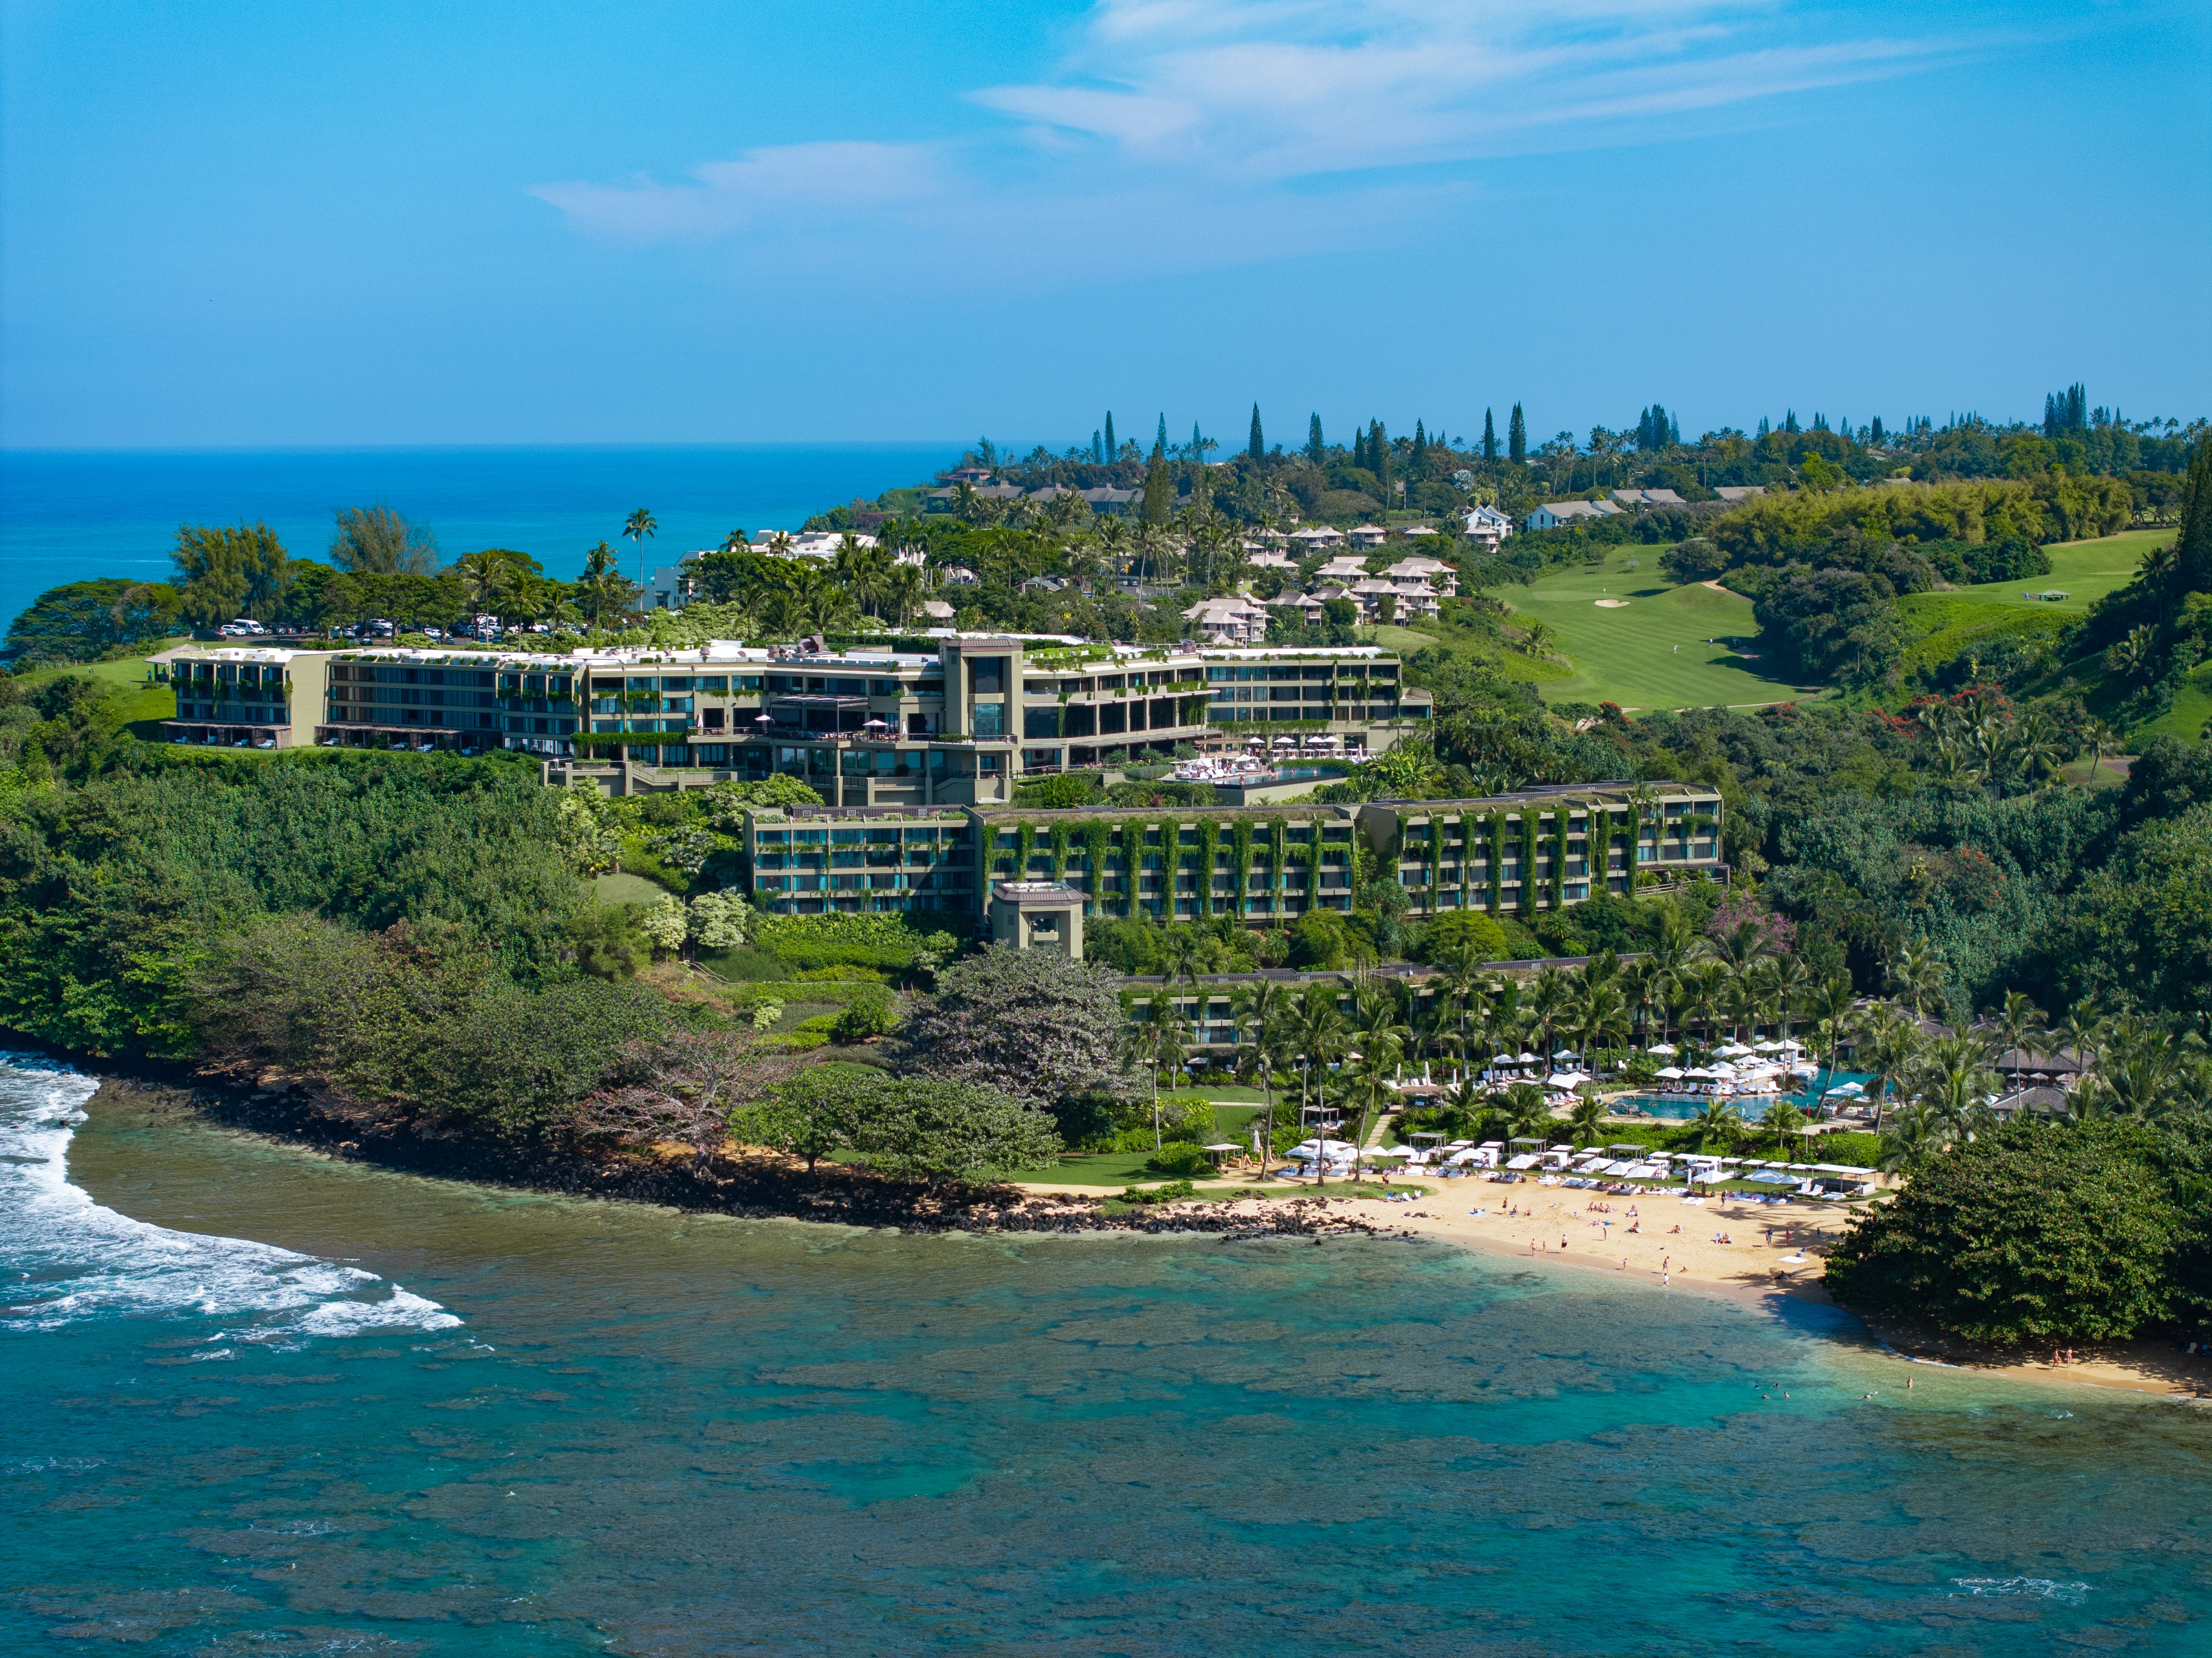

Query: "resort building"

xmin=150 ymin=633 xmax=1437 ymax=804
xmin=729 ymin=781 xmax=1724 ymax=921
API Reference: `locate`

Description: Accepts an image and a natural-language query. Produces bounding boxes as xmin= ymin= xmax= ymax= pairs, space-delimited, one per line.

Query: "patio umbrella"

xmin=1274 ymin=737 xmax=1296 ymax=747
xmin=1655 ymin=1066 xmax=1685 ymax=1079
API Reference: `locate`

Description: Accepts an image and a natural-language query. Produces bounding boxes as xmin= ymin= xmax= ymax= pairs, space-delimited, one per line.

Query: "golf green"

xmin=1502 ymin=550 xmax=1821 ymax=711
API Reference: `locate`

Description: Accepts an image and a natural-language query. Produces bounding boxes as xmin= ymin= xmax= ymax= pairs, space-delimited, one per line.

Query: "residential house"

xmin=1347 ymin=524 xmax=1390 ymax=549
xmin=1463 ymin=504 xmax=1514 ymax=546
xmin=1610 ymin=488 xmax=1686 ymax=509
xmin=1524 ymin=500 xmax=1623 ymax=532
xmin=1182 ymin=596 xmax=1271 ymax=646
xmin=1713 ymin=485 xmax=1767 ymax=504
xmin=1382 ymin=555 xmax=1458 ymax=598
xmin=1313 ymin=553 xmax=1371 ymax=583
xmin=938 ymin=565 xmax=980 ymax=586
xmin=919 ymin=599 xmax=956 ymax=622
xmin=1080 ymin=485 xmax=1141 ymax=515
xmin=1290 ymin=525 xmax=1346 ymax=551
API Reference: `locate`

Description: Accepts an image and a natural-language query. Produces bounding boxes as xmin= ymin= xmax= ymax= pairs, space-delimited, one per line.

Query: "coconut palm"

xmin=1877 ymin=1103 xmax=1949 ymax=1174
xmin=623 ymin=507 xmax=657 ymax=601
xmin=1564 ymin=1094 xmax=1608 ymax=1147
xmin=1285 ymin=986 xmax=1348 ymax=1178
xmin=1906 ymin=1035 xmax=2001 ymax=1143
xmin=1888 ymin=937 xmax=1946 ymax=1021
xmin=1760 ymin=1099 xmax=1809 ymax=1160
xmin=1800 ymin=972 xmax=1856 ymax=1080
xmin=1765 ymin=953 xmax=1813 ymax=1041
xmin=1345 ymin=1030 xmax=1405 ymax=1181
xmin=1851 ymin=999 xmax=1921 ymax=1134
xmin=2081 ymin=716 xmax=2120 ymax=782
xmin=1499 ymin=1081 xmax=1551 ymax=1143
xmin=1989 ymin=990 xmax=2049 ymax=1095
xmin=1528 ymin=966 xmax=1573 ymax=1060
xmin=1232 ymin=980 xmax=1292 ymax=1177
xmin=1124 ymin=1000 xmax=1191 ymax=1155
xmin=1690 ymin=1098 xmax=1741 ymax=1153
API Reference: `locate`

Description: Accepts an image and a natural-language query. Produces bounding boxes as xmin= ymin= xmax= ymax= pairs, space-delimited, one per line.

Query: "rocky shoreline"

xmin=82 ymin=1069 xmax=1405 ymax=1246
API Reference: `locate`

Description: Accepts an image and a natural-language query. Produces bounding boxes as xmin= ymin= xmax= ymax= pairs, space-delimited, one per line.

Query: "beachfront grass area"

xmin=1500 ymin=550 xmax=1821 ymax=711
xmin=12 ymin=645 xmax=183 ymax=733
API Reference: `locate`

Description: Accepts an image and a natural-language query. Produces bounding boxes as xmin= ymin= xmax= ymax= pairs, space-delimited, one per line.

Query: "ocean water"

xmin=0 ymin=444 xmax=963 ymax=635
xmin=4 ymin=1057 xmax=2208 ymax=1656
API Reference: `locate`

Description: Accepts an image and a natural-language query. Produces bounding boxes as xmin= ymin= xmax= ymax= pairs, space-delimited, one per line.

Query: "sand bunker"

xmin=1594 ymin=599 xmax=1630 ymax=608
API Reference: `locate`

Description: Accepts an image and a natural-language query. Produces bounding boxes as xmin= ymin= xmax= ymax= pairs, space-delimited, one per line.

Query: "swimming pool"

xmin=1615 ymin=1071 xmax=1876 ymax=1123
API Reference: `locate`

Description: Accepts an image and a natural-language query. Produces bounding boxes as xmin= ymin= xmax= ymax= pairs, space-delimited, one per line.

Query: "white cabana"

xmin=1364 ymin=1145 xmax=1416 ymax=1159
xmin=1290 ymin=1138 xmax=1359 ymax=1159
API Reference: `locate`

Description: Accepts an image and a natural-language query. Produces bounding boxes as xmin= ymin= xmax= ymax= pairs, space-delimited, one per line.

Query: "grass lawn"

xmin=1933 ymin=528 xmax=2161 ymax=616
xmin=593 ymin=871 xmax=675 ymax=905
xmin=2131 ymin=659 xmax=2212 ymax=747
xmin=1500 ymin=550 xmax=1824 ymax=711
xmin=11 ymin=646 xmax=186 ymax=733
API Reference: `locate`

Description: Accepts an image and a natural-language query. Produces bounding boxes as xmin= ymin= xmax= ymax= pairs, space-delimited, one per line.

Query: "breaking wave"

xmin=0 ymin=1054 xmax=460 ymax=1340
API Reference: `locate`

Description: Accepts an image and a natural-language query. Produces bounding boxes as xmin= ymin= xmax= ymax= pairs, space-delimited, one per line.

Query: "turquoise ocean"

xmin=4 ymin=1055 xmax=2208 ymax=1655
xmin=0 ymin=445 xmax=968 ymax=636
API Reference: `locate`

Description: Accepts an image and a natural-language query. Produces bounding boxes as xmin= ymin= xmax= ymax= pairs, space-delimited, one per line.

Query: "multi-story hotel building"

xmin=735 ymin=782 xmax=1724 ymax=922
xmin=151 ymin=634 xmax=1434 ymax=808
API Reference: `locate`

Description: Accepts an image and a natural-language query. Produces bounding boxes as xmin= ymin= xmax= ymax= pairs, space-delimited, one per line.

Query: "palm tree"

xmin=1800 ymin=973 xmax=1856 ymax=1082
xmin=1906 ymin=1035 xmax=2000 ymax=1145
xmin=1232 ymin=980 xmax=1291 ymax=1178
xmin=2014 ymin=711 xmax=2066 ymax=792
xmin=623 ymin=508 xmax=658 ymax=604
xmin=1761 ymin=1099 xmax=1809 ymax=1160
xmin=1877 ymin=1103 xmax=1949 ymax=1175
xmin=1124 ymin=1000 xmax=1191 ymax=1155
xmin=1285 ymin=985 xmax=1347 ymax=1173
xmin=1989 ymin=990 xmax=2048 ymax=1095
xmin=1766 ymin=953 xmax=1813 ymax=1041
xmin=2082 ymin=716 xmax=2120 ymax=782
xmin=1345 ymin=1030 xmax=1404 ymax=1182
xmin=1528 ymin=966 xmax=1573 ymax=1061
xmin=1690 ymin=1098 xmax=1741 ymax=1153
xmin=1564 ymin=1094 xmax=1608 ymax=1147
xmin=1851 ymin=999 xmax=1920 ymax=1134
xmin=1499 ymin=1081 xmax=1551 ymax=1144
xmin=1889 ymin=937 xmax=1945 ymax=1022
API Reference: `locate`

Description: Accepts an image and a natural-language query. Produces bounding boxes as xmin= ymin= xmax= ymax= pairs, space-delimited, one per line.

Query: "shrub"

xmin=1119 ymin=1179 xmax=1199 ymax=1205
xmin=1147 ymin=1142 xmax=1215 ymax=1178
xmin=749 ymin=911 xmax=960 ymax=972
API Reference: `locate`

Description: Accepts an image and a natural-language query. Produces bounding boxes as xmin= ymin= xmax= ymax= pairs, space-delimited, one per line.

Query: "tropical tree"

xmin=1875 ymin=1103 xmax=1949 ymax=1175
xmin=1285 ymin=985 xmax=1347 ymax=1171
xmin=1989 ymin=990 xmax=2049 ymax=1095
xmin=1345 ymin=1030 xmax=1405 ymax=1182
xmin=1906 ymin=1035 xmax=2001 ymax=1145
xmin=1760 ymin=1099 xmax=1810 ymax=1161
xmin=624 ymin=507 xmax=658 ymax=600
xmin=1564 ymin=1094 xmax=1608 ymax=1147
xmin=1889 ymin=937 xmax=1946 ymax=1021
xmin=1690 ymin=1098 xmax=1741 ymax=1152
xmin=1852 ymin=999 xmax=1921 ymax=1134
xmin=1232 ymin=979 xmax=1292 ymax=1175
xmin=1499 ymin=1080 xmax=1551 ymax=1143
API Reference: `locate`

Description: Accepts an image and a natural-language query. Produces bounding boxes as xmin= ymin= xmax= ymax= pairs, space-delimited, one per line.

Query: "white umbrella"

xmin=1515 ymin=1052 xmax=1539 ymax=1064
xmin=1655 ymin=1065 xmax=1685 ymax=1079
xmin=1274 ymin=737 xmax=1296 ymax=747
xmin=1552 ymin=1048 xmax=1578 ymax=1059
xmin=1364 ymin=1145 xmax=1415 ymax=1159
xmin=1544 ymin=1071 xmax=1581 ymax=1088
xmin=1647 ymin=1043 xmax=1678 ymax=1056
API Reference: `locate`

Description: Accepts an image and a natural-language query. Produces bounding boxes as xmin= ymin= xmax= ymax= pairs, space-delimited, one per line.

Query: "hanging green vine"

xmin=1196 ymin=817 xmax=1222 ymax=919
xmin=1549 ymin=814 xmax=1566 ymax=908
xmin=1302 ymin=825 xmax=1324 ymax=907
xmin=1048 ymin=820 xmax=1071 ymax=881
xmin=1082 ymin=819 xmax=1113 ymax=914
xmin=1229 ymin=819 xmax=1254 ymax=920
xmin=1269 ymin=819 xmax=1289 ymax=913
xmin=1457 ymin=815 xmax=1475 ymax=908
xmin=1013 ymin=821 xmax=1036 ymax=881
xmin=1519 ymin=812 xmax=1539 ymax=914
xmin=1427 ymin=816 xmax=1446 ymax=913
xmin=1487 ymin=809 xmax=1506 ymax=913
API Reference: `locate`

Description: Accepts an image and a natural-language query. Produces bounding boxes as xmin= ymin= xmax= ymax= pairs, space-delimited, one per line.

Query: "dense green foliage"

xmin=1 ymin=579 xmax=182 ymax=667
xmin=0 ymin=749 xmax=598 ymax=1057
xmin=1827 ymin=1121 xmax=2203 ymax=1345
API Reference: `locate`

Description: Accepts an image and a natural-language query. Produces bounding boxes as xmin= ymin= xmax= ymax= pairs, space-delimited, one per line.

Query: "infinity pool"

xmin=1619 ymin=1071 xmax=1877 ymax=1123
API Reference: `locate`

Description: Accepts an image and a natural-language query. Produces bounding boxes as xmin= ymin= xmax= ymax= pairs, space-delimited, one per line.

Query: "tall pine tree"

xmin=1307 ymin=413 xmax=1325 ymax=464
xmin=1372 ymin=421 xmax=1392 ymax=508
xmin=1249 ymin=404 xmax=1264 ymax=461
xmin=1191 ymin=419 xmax=1204 ymax=462
xmin=1142 ymin=441 xmax=1173 ymax=527
xmin=1157 ymin=413 xmax=1169 ymax=454
xmin=1092 ymin=429 xmax=1103 ymax=463
xmin=1507 ymin=404 xmax=1526 ymax=465
xmin=1104 ymin=412 xmax=1116 ymax=458
xmin=1412 ymin=420 xmax=1428 ymax=477
xmin=1482 ymin=408 xmax=1498 ymax=461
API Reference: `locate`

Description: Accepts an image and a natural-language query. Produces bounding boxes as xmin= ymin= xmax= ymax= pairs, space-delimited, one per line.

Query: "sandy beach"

xmin=1010 ymin=1172 xmax=2212 ymax=1402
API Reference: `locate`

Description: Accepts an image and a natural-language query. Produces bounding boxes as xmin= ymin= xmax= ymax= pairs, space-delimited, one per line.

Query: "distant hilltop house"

xmin=1347 ymin=524 xmax=1391 ymax=549
xmin=937 ymin=565 xmax=980 ymax=587
xmin=1182 ymin=595 xmax=1271 ymax=646
xmin=1290 ymin=525 xmax=1347 ymax=551
xmin=1078 ymin=485 xmax=1140 ymax=516
xmin=1313 ymin=552 xmax=1371 ymax=583
xmin=1383 ymin=555 xmax=1458 ymax=599
xmin=1243 ymin=546 xmax=1298 ymax=572
xmin=1713 ymin=485 xmax=1768 ymax=503
xmin=1610 ymin=488 xmax=1686 ymax=509
xmin=919 ymin=599 xmax=956 ymax=622
xmin=925 ymin=482 xmax=1026 ymax=511
xmin=1524 ymin=499 xmax=1623 ymax=531
xmin=1463 ymin=504 xmax=1514 ymax=547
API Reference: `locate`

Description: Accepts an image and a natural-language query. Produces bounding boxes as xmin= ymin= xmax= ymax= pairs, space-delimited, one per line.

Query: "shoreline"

xmin=50 ymin=1057 xmax=2212 ymax=1405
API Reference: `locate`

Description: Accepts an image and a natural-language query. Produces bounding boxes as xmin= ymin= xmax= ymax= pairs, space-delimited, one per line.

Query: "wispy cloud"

xmin=533 ymin=2 xmax=1982 ymax=280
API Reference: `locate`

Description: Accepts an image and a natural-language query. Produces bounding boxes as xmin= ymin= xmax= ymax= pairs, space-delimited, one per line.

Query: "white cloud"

xmin=530 ymin=1 xmax=1982 ymax=285
xmin=530 ymin=141 xmax=939 ymax=244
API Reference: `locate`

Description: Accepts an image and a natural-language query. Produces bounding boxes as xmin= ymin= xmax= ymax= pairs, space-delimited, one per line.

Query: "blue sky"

xmin=2 ymin=0 xmax=2206 ymax=450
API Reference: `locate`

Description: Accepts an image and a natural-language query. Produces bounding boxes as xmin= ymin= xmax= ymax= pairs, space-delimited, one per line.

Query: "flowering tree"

xmin=1706 ymin=896 xmax=1795 ymax=957
xmin=576 ymin=1030 xmax=801 ymax=1173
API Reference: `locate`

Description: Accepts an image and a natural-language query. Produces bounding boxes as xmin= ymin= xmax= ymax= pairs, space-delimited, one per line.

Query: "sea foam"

xmin=0 ymin=1055 xmax=460 ymax=1340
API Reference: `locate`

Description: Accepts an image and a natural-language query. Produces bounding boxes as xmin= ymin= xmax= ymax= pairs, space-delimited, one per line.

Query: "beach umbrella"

xmin=1647 ymin=1043 xmax=1677 ymax=1055
xmin=1655 ymin=1066 xmax=1685 ymax=1079
xmin=1274 ymin=737 xmax=1295 ymax=747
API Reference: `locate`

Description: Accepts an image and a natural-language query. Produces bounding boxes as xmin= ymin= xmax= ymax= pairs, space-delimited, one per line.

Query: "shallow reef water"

xmin=4 ymin=1058 xmax=2208 ymax=1655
